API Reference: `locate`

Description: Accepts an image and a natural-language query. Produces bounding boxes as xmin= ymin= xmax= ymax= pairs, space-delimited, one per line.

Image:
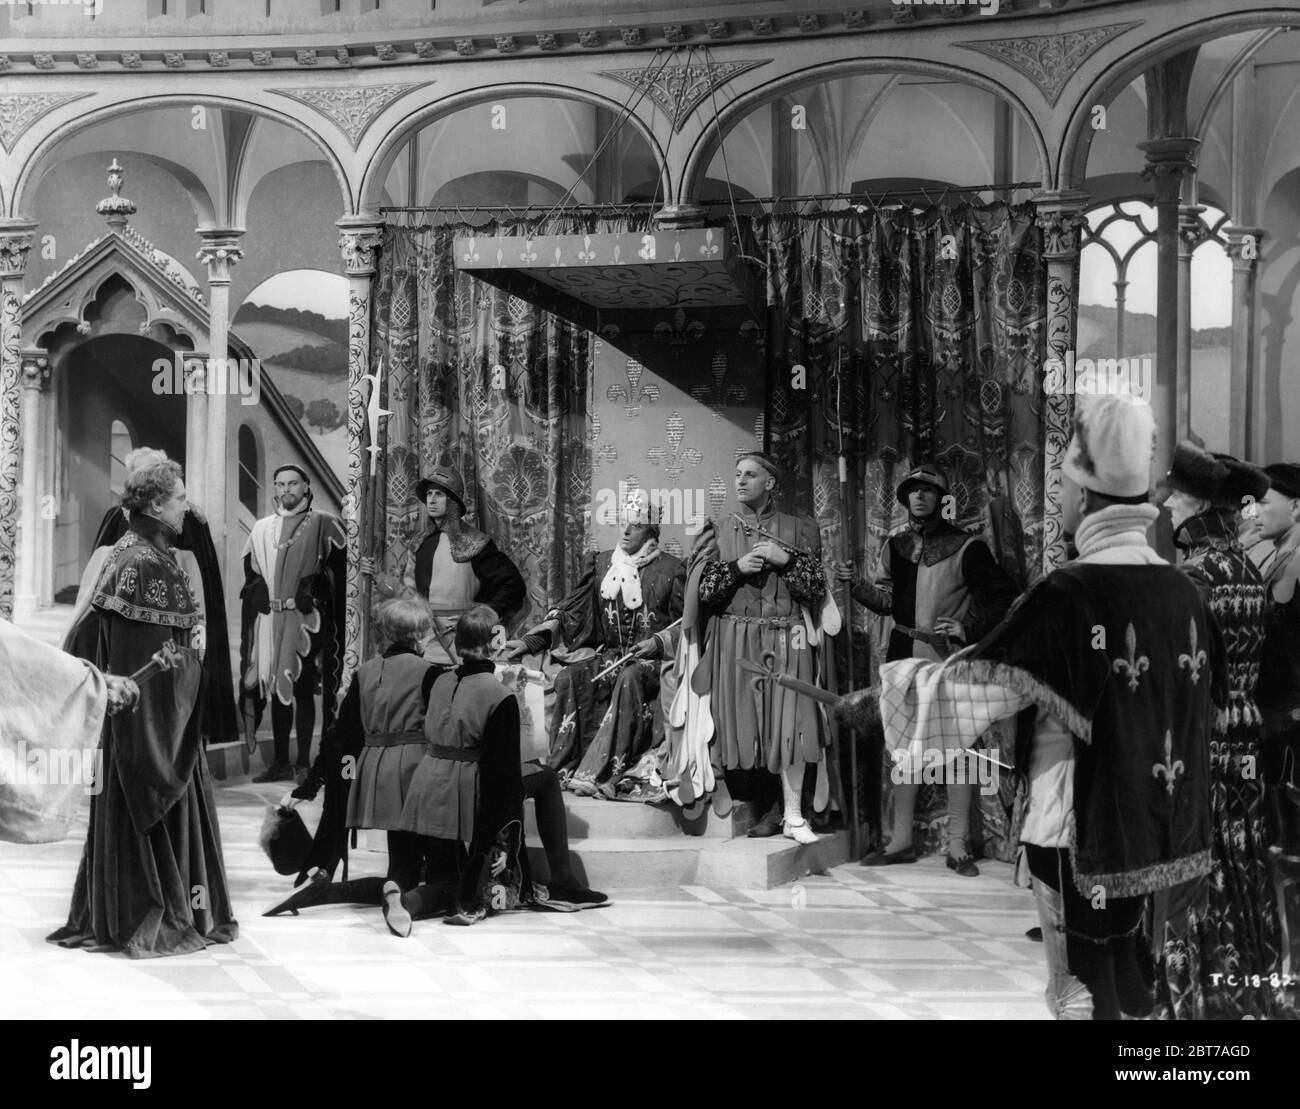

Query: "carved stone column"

xmin=196 ymin=230 xmax=243 ymax=558
xmin=183 ymin=354 xmax=210 ymax=509
xmin=15 ymin=354 xmax=50 ymax=612
xmin=1139 ymin=137 xmax=1199 ymax=479
xmin=1224 ymin=225 xmax=1264 ymax=459
xmin=336 ymin=215 xmax=384 ymax=704
xmin=1177 ymin=203 xmax=1206 ymax=442
xmin=0 ymin=220 xmax=37 ymax=621
xmin=1033 ymin=190 xmax=1088 ymax=576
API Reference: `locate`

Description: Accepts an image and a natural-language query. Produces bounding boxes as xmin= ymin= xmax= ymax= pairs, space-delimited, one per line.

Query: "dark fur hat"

xmin=258 ymin=804 xmax=312 ymax=876
xmin=1167 ymin=441 xmax=1228 ymax=503
xmin=1212 ymin=454 xmax=1270 ymax=507
xmin=1265 ymin=462 xmax=1300 ymax=500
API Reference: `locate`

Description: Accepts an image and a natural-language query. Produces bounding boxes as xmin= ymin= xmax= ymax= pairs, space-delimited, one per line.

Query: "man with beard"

xmin=504 ymin=489 xmax=686 ymax=799
xmin=835 ymin=464 xmax=1018 ymax=874
xmin=240 ymin=464 xmax=346 ymax=784
xmin=838 ymin=395 xmax=1226 ymax=1019
xmin=48 ymin=459 xmax=238 ymax=957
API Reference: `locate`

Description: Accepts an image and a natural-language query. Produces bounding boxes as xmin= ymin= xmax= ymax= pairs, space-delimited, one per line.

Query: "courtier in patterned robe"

xmin=1250 ymin=461 xmax=1300 ymax=986
xmin=1153 ymin=446 xmax=1290 ymax=1020
xmin=239 ymin=464 xmax=346 ymax=782
xmin=509 ymin=491 xmax=685 ymax=800
xmin=67 ymin=501 xmax=238 ymax=746
xmin=392 ymin=468 xmax=525 ymax=664
xmin=839 ymin=397 xmax=1226 ymax=1020
xmin=841 ymin=464 xmax=1018 ymax=873
xmin=49 ymin=464 xmax=237 ymax=958
xmin=665 ymin=453 xmax=836 ymax=842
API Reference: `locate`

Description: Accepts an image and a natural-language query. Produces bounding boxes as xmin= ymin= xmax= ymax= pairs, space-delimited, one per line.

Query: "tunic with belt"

xmin=860 ymin=518 xmax=1017 ymax=664
xmin=696 ymin=504 xmax=828 ymax=773
xmin=399 ymin=659 xmax=525 ymax=854
xmin=344 ymin=647 xmax=440 ymax=831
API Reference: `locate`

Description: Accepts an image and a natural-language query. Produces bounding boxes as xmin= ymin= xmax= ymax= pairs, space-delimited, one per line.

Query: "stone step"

xmin=522 ymin=793 xmax=733 ymax=842
xmin=529 ymin=828 xmax=851 ymax=891
xmin=695 ymin=830 xmax=852 ymax=889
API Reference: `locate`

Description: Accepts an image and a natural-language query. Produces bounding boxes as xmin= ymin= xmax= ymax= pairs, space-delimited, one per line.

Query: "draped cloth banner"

xmin=361 ymin=206 xmax=1049 ymax=856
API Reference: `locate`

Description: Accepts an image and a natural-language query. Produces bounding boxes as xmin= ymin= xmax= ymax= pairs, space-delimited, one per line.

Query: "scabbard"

xmin=770 ymin=672 xmax=841 ymax=708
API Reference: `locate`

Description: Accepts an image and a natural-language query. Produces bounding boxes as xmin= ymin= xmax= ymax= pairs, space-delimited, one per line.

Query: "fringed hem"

xmin=1072 ymin=847 xmax=1213 ymax=899
xmin=943 ymin=659 xmax=1092 ymax=743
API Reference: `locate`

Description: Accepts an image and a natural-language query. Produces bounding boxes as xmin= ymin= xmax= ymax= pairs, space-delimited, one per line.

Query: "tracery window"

xmin=1078 ymin=199 xmax=1234 ymax=450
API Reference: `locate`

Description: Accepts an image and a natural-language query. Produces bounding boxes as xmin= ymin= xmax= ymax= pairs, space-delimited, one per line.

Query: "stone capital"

xmin=0 ymin=220 xmax=39 ymax=280
xmin=195 ymin=229 xmax=245 ymax=286
xmin=20 ymin=353 xmax=50 ymax=391
xmin=183 ymin=353 xmax=210 ymax=390
xmin=336 ymin=215 xmax=384 ymax=277
xmin=1139 ymin=138 xmax=1200 ymax=202
xmin=1178 ymin=203 xmax=1208 ymax=251
xmin=1031 ymin=190 xmax=1089 ymax=263
xmin=652 ymin=204 xmax=708 ymax=231
xmin=1224 ymin=225 xmax=1265 ymax=268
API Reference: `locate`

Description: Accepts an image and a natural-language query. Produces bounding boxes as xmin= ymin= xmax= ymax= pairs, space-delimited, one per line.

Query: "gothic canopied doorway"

xmin=53 ymin=331 xmax=187 ymax=602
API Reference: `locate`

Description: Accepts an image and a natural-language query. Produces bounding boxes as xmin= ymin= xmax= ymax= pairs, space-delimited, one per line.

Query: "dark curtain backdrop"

xmin=368 ymin=205 xmax=1048 ymax=858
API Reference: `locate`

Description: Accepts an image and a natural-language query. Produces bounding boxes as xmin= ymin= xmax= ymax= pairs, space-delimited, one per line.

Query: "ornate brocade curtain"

xmin=369 ymin=217 xmax=643 ymax=628
xmin=756 ymin=205 xmax=1048 ymax=860
xmin=759 ymin=204 xmax=1048 ymax=615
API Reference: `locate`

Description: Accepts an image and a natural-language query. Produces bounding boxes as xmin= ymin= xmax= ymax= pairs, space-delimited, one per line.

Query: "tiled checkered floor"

xmin=0 ymin=779 xmax=1049 ymax=1019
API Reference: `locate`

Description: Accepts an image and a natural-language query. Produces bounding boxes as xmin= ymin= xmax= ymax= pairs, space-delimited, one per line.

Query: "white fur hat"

xmin=1062 ymin=394 xmax=1156 ymax=498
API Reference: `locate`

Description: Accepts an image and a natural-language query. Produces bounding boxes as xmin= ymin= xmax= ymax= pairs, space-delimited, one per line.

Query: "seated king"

xmin=505 ymin=489 xmax=685 ymax=799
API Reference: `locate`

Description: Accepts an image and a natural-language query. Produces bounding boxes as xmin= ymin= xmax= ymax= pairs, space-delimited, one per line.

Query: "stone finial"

xmin=96 ymin=158 xmax=137 ymax=231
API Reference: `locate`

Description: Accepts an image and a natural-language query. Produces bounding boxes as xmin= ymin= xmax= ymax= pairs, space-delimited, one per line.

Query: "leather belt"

xmin=427 ymin=744 xmax=479 ymax=763
xmin=364 ymin=730 xmax=426 ymax=748
xmin=268 ymin=599 xmax=298 ymax=612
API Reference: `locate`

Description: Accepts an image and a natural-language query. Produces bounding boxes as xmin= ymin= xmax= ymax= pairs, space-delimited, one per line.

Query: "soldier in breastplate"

xmin=401 ymin=468 xmax=526 ymax=664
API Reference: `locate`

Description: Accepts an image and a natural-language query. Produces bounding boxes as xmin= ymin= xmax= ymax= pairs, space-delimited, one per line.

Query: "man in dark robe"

xmin=48 ymin=459 xmax=238 ymax=958
xmin=839 ymin=395 xmax=1226 ymax=1019
xmin=239 ymin=463 xmax=346 ymax=783
xmin=505 ymin=489 xmax=686 ymax=800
